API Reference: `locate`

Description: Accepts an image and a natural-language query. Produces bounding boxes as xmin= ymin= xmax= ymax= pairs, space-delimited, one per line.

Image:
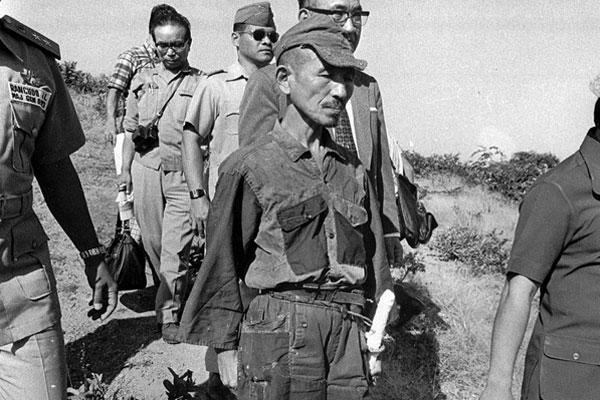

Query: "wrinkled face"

xmin=233 ymin=24 xmax=277 ymax=68
xmin=304 ymin=0 xmax=363 ymax=51
xmin=280 ymin=49 xmax=354 ymax=127
xmin=154 ymin=23 xmax=190 ymax=71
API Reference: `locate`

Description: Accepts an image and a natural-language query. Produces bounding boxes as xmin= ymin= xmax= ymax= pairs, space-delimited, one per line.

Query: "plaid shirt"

xmin=108 ymin=37 xmax=159 ymax=96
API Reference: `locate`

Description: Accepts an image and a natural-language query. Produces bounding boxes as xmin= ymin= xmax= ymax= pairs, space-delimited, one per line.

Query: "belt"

xmin=0 ymin=191 xmax=32 ymax=220
xmin=266 ymin=283 xmax=365 ymax=309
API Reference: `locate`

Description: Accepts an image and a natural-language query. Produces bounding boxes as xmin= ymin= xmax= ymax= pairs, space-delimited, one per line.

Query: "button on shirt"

xmin=124 ymin=63 xmax=202 ymax=171
xmin=184 ymin=62 xmax=248 ymax=198
xmin=509 ymin=128 xmax=600 ymax=399
xmin=179 ymin=122 xmax=393 ymax=349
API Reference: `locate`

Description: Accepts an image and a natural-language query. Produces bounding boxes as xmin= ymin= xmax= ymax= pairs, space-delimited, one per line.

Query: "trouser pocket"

xmin=238 ymin=312 xmax=290 ymax=400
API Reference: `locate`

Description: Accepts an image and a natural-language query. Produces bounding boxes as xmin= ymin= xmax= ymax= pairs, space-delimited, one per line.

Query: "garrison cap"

xmin=234 ymin=2 xmax=276 ymax=28
xmin=274 ymin=14 xmax=367 ymax=71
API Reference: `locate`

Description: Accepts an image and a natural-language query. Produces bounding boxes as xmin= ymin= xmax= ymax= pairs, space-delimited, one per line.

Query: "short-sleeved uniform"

xmin=508 ymin=129 xmax=600 ymax=400
xmin=124 ymin=63 xmax=202 ymax=324
xmin=184 ymin=62 xmax=248 ymax=198
xmin=0 ymin=24 xmax=85 ymax=399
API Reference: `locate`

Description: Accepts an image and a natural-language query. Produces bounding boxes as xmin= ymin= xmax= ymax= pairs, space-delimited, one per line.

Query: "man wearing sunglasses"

xmin=238 ymin=0 xmax=406 ymax=274
xmin=181 ymin=3 xmax=276 ymax=397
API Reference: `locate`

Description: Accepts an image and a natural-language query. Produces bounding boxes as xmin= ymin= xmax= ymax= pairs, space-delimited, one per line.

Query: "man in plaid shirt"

xmin=105 ymin=4 xmax=176 ymax=147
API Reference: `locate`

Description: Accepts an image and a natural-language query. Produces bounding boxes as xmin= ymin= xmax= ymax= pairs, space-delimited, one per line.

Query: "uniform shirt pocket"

xmin=331 ymin=195 xmax=368 ymax=266
xmin=11 ymin=214 xmax=49 ymax=265
xmin=10 ymin=102 xmax=44 ymax=173
xmin=540 ymin=334 xmax=600 ymax=400
xmin=277 ymin=194 xmax=329 ymax=275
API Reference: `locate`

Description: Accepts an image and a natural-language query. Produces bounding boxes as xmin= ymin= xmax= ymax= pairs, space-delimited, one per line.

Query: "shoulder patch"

xmin=1 ymin=15 xmax=61 ymax=59
xmin=206 ymin=69 xmax=226 ymax=78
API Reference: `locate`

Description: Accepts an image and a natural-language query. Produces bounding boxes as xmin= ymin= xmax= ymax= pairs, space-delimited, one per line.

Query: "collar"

xmin=224 ymin=62 xmax=248 ymax=82
xmin=144 ymin=36 xmax=157 ymax=55
xmin=0 ymin=30 xmax=24 ymax=62
xmin=271 ymin=121 xmax=345 ymax=163
xmin=580 ymin=127 xmax=600 ymax=196
xmin=155 ymin=61 xmax=194 ymax=81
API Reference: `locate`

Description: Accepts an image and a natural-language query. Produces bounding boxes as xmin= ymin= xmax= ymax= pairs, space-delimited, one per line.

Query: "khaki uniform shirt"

xmin=124 ymin=63 xmax=202 ymax=171
xmin=184 ymin=62 xmax=248 ymax=197
xmin=0 ymin=28 xmax=85 ymax=345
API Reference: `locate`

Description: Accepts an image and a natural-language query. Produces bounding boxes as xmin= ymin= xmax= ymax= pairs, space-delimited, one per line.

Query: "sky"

xmin=3 ymin=0 xmax=600 ymax=160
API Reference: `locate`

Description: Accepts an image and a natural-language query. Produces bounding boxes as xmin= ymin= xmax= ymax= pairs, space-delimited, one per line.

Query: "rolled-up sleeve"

xmin=179 ymin=167 xmax=262 ymax=348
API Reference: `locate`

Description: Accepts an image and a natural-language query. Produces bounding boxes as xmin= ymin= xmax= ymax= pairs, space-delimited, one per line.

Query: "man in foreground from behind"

xmin=179 ymin=15 xmax=395 ymax=399
xmin=0 ymin=15 xmax=117 ymax=399
xmin=480 ymin=97 xmax=600 ymax=400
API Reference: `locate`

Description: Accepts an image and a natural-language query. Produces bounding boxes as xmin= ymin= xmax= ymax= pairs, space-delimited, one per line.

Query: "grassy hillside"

xmin=50 ymin=65 xmax=546 ymax=399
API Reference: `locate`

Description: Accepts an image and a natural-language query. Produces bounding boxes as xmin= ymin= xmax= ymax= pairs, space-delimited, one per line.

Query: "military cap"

xmin=274 ymin=14 xmax=367 ymax=71
xmin=234 ymin=2 xmax=275 ymax=28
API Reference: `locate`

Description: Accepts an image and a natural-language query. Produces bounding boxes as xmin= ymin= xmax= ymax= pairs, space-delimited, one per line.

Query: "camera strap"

xmin=150 ymin=74 xmax=186 ymax=127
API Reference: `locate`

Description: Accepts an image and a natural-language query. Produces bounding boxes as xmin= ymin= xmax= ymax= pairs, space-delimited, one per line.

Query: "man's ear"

xmin=298 ymin=8 xmax=310 ymax=21
xmin=276 ymin=64 xmax=292 ymax=95
xmin=231 ymin=32 xmax=240 ymax=48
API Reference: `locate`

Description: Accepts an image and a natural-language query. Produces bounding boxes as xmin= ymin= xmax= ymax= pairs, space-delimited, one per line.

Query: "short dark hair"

xmin=151 ymin=11 xmax=192 ymax=42
xmin=298 ymin=0 xmax=312 ymax=10
xmin=149 ymin=4 xmax=177 ymax=34
xmin=595 ymin=98 xmax=600 ymax=127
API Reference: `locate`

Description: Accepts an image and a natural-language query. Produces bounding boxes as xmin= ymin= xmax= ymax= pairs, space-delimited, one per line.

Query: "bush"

xmin=58 ymin=60 xmax=108 ymax=95
xmin=431 ymin=226 xmax=509 ymax=276
xmin=405 ymin=148 xmax=560 ymax=202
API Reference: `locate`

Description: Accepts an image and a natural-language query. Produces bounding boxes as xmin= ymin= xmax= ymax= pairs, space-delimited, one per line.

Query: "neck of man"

xmin=237 ymin=54 xmax=268 ymax=77
xmin=280 ymin=104 xmax=323 ymax=151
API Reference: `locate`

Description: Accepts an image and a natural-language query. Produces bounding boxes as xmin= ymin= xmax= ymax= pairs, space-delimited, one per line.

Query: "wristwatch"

xmin=189 ymin=188 xmax=206 ymax=199
xmin=80 ymin=245 xmax=106 ymax=260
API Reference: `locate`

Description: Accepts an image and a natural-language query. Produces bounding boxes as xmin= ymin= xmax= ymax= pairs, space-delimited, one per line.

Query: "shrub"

xmin=432 ymin=226 xmax=509 ymax=276
xmin=405 ymin=148 xmax=560 ymax=202
xmin=58 ymin=60 xmax=108 ymax=95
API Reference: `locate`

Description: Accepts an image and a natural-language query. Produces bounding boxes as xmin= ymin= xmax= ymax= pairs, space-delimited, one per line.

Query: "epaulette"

xmin=205 ymin=69 xmax=226 ymax=78
xmin=0 ymin=15 xmax=61 ymax=59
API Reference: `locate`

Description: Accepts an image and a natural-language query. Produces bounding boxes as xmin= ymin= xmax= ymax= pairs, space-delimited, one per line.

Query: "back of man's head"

xmin=594 ymin=98 xmax=600 ymax=127
xmin=149 ymin=4 xmax=177 ymax=33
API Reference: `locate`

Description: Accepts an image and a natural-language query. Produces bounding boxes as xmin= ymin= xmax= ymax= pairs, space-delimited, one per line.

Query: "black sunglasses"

xmin=238 ymin=29 xmax=279 ymax=43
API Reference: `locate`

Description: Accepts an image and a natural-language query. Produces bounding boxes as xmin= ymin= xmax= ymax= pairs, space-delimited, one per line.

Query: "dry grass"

xmin=45 ymin=92 xmax=540 ymax=398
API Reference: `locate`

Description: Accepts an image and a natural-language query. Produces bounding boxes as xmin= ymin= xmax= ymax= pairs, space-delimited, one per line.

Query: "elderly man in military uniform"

xmin=238 ymin=0 xmax=406 ymax=275
xmin=179 ymin=15 xmax=395 ymax=399
xmin=119 ymin=11 xmax=203 ymax=344
xmin=0 ymin=16 xmax=117 ymax=400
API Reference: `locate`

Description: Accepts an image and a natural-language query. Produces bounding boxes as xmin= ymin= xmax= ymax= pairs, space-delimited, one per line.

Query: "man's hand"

xmin=216 ymin=349 xmax=238 ymax=389
xmin=479 ymin=382 xmax=514 ymax=400
xmin=190 ymin=196 xmax=210 ymax=238
xmin=118 ymin=170 xmax=133 ymax=195
xmin=105 ymin=121 xmax=118 ymax=146
xmin=85 ymin=259 xmax=118 ymax=321
xmin=384 ymin=236 xmax=404 ymax=268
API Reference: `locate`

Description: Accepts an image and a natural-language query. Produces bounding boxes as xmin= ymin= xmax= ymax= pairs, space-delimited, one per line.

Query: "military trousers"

xmin=237 ymin=292 xmax=369 ymax=400
xmin=0 ymin=324 xmax=66 ymax=400
xmin=132 ymin=161 xmax=193 ymax=324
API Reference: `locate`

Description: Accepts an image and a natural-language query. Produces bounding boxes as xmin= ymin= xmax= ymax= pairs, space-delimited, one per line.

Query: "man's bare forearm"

xmin=182 ymin=125 xmax=207 ymax=192
xmin=105 ymin=88 xmax=120 ymax=130
xmin=483 ymin=274 xmax=539 ymax=393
